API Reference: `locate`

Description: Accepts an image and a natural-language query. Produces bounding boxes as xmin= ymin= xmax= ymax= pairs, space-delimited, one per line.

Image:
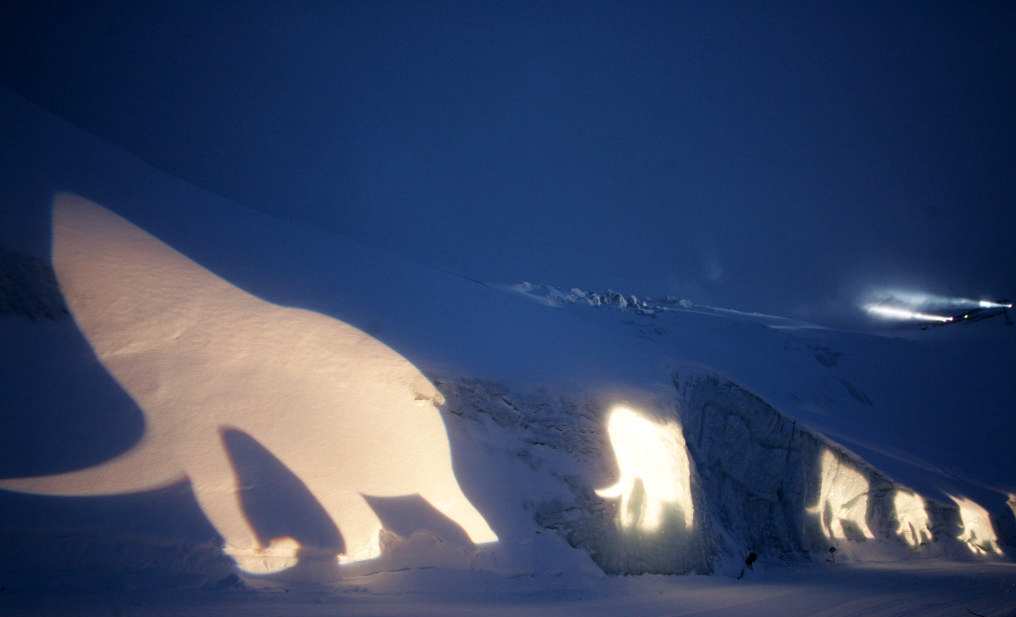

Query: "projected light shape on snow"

xmin=595 ymin=406 xmax=694 ymax=531
xmin=0 ymin=194 xmax=497 ymax=574
xmin=807 ymin=450 xmax=875 ymax=540
xmin=949 ymin=495 xmax=1003 ymax=556
xmin=893 ymin=490 xmax=932 ymax=547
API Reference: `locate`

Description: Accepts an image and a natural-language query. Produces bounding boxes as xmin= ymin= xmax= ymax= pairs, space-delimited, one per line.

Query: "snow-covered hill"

xmin=1 ymin=87 xmax=1014 ymax=614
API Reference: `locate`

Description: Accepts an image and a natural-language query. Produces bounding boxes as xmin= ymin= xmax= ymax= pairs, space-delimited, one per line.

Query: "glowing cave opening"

xmin=595 ymin=406 xmax=694 ymax=532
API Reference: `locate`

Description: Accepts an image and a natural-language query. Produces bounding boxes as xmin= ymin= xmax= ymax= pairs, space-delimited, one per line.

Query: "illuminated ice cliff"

xmin=0 ymin=88 xmax=1013 ymax=589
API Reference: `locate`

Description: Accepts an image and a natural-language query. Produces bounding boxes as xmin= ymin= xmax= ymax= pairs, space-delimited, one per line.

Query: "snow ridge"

xmin=502 ymin=281 xmax=821 ymax=328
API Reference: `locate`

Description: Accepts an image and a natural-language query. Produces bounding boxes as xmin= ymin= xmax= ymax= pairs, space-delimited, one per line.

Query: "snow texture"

xmin=0 ymin=247 xmax=68 ymax=321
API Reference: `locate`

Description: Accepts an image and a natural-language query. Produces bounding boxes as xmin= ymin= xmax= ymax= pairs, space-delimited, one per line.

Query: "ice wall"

xmin=446 ymin=371 xmax=1015 ymax=575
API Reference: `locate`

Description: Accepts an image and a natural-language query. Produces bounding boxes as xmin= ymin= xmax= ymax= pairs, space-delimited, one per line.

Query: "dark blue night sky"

xmin=2 ymin=1 xmax=1013 ymax=324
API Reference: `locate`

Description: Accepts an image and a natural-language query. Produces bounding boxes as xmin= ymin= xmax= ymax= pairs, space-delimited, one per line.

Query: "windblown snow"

xmin=1 ymin=87 xmax=1014 ymax=615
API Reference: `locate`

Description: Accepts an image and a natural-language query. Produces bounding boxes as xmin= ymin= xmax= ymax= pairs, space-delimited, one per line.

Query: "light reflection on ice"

xmin=893 ymin=490 xmax=932 ymax=547
xmin=596 ymin=406 xmax=694 ymax=531
xmin=950 ymin=495 xmax=1003 ymax=556
xmin=807 ymin=450 xmax=875 ymax=540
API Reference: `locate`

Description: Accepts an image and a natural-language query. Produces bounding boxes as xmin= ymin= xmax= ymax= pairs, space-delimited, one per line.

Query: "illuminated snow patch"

xmin=807 ymin=450 xmax=874 ymax=540
xmin=893 ymin=491 xmax=932 ymax=547
xmin=596 ymin=406 xmax=694 ymax=531
xmin=950 ymin=495 xmax=1003 ymax=556
xmin=224 ymin=537 xmax=300 ymax=574
xmin=0 ymin=194 xmax=498 ymax=574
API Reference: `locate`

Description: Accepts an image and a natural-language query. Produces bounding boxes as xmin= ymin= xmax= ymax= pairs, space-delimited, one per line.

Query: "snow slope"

xmin=1 ymin=87 xmax=1014 ymax=614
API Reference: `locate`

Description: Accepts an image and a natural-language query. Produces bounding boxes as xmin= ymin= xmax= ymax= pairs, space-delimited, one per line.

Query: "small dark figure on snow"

xmin=736 ymin=551 xmax=759 ymax=580
xmin=826 ymin=546 xmax=837 ymax=563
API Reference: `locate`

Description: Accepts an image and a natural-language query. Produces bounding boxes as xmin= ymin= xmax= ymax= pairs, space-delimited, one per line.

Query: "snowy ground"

xmin=2 ymin=562 xmax=1015 ymax=617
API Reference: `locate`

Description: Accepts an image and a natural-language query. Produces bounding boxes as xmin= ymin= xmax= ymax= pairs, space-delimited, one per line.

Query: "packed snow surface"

xmin=3 ymin=562 xmax=1016 ymax=617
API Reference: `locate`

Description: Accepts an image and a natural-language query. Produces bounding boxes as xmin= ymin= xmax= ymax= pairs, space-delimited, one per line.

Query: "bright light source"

xmin=863 ymin=304 xmax=953 ymax=323
xmin=950 ymin=495 xmax=1003 ymax=556
xmin=862 ymin=289 xmax=1012 ymax=317
xmin=807 ymin=450 xmax=875 ymax=540
xmin=893 ymin=491 xmax=932 ymax=547
xmin=977 ymin=299 xmax=1011 ymax=308
xmin=596 ymin=406 xmax=694 ymax=531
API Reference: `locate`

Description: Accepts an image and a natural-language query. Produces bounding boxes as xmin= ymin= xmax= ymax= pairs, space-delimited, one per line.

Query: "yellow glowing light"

xmin=949 ymin=495 xmax=1003 ymax=556
xmin=807 ymin=450 xmax=875 ymax=540
xmin=0 ymin=195 xmax=498 ymax=574
xmin=893 ymin=490 xmax=932 ymax=547
xmin=224 ymin=537 xmax=300 ymax=574
xmin=595 ymin=406 xmax=694 ymax=531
